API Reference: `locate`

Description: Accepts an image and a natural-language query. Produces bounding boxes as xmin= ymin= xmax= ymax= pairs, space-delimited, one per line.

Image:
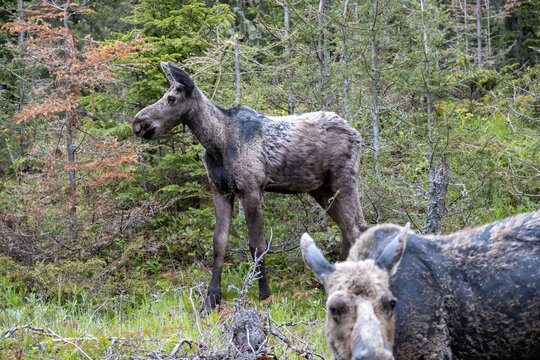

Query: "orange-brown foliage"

xmin=79 ymin=138 xmax=139 ymax=186
xmin=12 ymin=95 xmax=79 ymax=124
xmin=3 ymin=2 xmax=144 ymax=124
xmin=0 ymin=2 xmax=145 ymax=259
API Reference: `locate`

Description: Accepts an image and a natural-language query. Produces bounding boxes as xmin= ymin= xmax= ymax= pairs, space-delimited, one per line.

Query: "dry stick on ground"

xmin=4 ymin=323 xmax=190 ymax=360
xmin=4 ymin=234 xmax=322 ymax=360
xmin=4 ymin=324 xmax=165 ymax=344
xmin=266 ymin=316 xmax=327 ymax=360
xmin=188 ymin=285 xmax=204 ymax=336
xmin=47 ymin=327 xmax=94 ymax=360
xmin=228 ymin=229 xmax=274 ymax=312
xmin=221 ymin=228 xmax=327 ymax=359
xmin=3 ymin=324 xmax=94 ymax=360
xmin=3 ymin=291 xmax=324 ymax=360
xmin=225 ymin=228 xmax=327 ymax=359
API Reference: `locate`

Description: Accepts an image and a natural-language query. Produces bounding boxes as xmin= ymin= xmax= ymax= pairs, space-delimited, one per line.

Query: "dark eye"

xmin=329 ymin=305 xmax=341 ymax=321
xmin=167 ymin=96 xmax=176 ymax=103
xmin=328 ymin=298 xmax=348 ymax=323
xmin=381 ymin=292 xmax=397 ymax=312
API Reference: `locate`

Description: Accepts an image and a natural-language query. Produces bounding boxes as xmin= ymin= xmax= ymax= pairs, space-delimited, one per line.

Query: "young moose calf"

xmin=133 ymin=62 xmax=367 ymax=311
xmin=301 ymin=211 xmax=540 ymax=360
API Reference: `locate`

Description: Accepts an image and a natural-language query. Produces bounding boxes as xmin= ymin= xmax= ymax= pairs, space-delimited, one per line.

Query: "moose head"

xmin=132 ymin=62 xmax=197 ymax=140
xmin=300 ymin=225 xmax=409 ymax=360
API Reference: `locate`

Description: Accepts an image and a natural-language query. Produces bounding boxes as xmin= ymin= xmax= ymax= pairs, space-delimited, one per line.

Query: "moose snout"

xmin=353 ymin=344 xmax=394 ymax=360
xmin=352 ymin=318 xmax=394 ymax=360
xmin=132 ymin=110 xmax=152 ymax=138
xmin=353 ymin=348 xmax=394 ymax=360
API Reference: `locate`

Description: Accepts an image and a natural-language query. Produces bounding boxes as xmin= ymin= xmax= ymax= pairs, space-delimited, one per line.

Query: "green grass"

xmin=0 ymin=263 xmax=331 ymax=359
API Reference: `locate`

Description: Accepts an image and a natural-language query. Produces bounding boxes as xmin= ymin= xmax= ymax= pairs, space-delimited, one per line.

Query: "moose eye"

xmin=329 ymin=305 xmax=341 ymax=321
xmin=167 ymin=96 xmax=176 ymax=103
xmin=382 ymin=294 xmax=397 ymax=312
xmin=328 ymin=298 xmax=348 ymax=323
xmin=381 ymin=293 xmax=397 ymax=311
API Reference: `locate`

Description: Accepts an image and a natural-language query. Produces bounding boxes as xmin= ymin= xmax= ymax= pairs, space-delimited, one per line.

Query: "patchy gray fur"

xmin=133 ymin=62 xmax=367 ymax=311
xmin=302 ymin=211 xmax=540 ymax=360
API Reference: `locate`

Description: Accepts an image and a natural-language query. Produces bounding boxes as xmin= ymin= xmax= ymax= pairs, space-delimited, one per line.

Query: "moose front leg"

xmin=241 ymin=191 xmax=271 ymax=301
xmin=202 ymin=184 xmax=235 ymax=312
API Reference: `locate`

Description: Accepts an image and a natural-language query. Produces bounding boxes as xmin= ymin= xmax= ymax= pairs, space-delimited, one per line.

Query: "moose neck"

xmin=183 ymin=91 xmax=230 ymax=158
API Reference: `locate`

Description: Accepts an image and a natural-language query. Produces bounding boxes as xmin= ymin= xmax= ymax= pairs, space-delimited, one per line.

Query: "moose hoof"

xmin=201 ymin=291 xmax=221 ymax=314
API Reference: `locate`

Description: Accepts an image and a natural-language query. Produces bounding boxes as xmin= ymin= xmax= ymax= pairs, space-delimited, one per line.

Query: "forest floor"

xmin=0 ymin=260 xmax=332 ymax=360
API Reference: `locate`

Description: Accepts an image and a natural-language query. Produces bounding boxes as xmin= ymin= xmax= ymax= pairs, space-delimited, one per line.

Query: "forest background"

xmin=0 ymin=0 xmax=538 ymax=359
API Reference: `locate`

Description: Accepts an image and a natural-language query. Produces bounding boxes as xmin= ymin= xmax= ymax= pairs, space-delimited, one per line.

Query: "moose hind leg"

xmin=240 ymin=191 xmax=271 ymax=301
xmin=310 ymin=186 xmax=366 ymax=259
xmin=202 ymin=184 xmax=235 ymax=312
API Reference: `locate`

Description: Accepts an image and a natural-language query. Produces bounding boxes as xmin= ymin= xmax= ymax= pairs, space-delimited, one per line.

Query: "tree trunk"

xmin=342 ymin=0 xmax=350 ymax=121
xmin=17 ymin=0 xmax=26 ymax=154
xmin=462 ymin=0 xmax=469 ymax=57
xmin=510 ymin=9 xmax=523 ymax=64
xmin=65 ymin=111 xmax=78 ymax=242
xmin=476 ymin=0 xmax=482 ymax=65
xmin=322 ymin=2 xmax=331 ymax=109
xmin=486 ymin=0 xmax=491 ymax=66
xmin=420 ymin=0 xmax=433 ymax=150
xmin=369 ymin=0 xmax=382 ymax=222
xmin=419 ymin=0 xmax=451 ymax=234
xmin=283 ymin=1 xmax=294 ymax=114
xmin=317 ymin=0 xmax=326 ymax=109
xmin=139 ymin=151 xmax=148 ymax=192
xmin=425 ymin=155 xmax=450 ymax=234
xmin=63 ymin=1 xmax=77 ymax=242
xmin=234 ymin=33 xmax=241 ymax=106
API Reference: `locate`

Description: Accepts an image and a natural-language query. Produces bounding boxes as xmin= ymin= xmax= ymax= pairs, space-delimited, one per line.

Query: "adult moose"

xmin=301 ymin=211 xmax=540 ymax=360
xmin=133 ymin=62 xmax=367 ymax=311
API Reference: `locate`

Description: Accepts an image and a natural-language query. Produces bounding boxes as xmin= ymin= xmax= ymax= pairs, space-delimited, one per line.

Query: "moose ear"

xmin=167 ymin=62 xmax=195 ymax=95
xmin=300 ymin=233 xmax=335 ymax=286
xmin=160 ymin=61 xmax=175 ymax=84
xmin=375 ymin=223 xmax=409 ymax=276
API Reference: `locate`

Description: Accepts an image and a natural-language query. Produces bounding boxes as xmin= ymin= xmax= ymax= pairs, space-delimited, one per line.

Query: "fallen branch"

xmin=266 ymin=316 xmax=327 ymax=360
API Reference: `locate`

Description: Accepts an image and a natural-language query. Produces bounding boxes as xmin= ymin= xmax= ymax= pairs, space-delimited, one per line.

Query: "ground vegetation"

xmin=0 ymin=1 xmax=538 ymax=358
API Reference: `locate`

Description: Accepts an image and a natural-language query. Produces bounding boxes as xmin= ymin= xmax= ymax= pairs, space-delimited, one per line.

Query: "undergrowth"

xmin=0 ymin=257 xmax=330 ymax=359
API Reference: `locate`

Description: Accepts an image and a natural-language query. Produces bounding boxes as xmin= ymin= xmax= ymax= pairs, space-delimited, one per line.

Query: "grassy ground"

xmin=0 ymin=262 xmax=332 ymax=360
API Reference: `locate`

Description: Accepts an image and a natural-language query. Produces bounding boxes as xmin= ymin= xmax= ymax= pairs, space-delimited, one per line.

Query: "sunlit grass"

xmin=0 ymin=263 xmax=332 ymax=359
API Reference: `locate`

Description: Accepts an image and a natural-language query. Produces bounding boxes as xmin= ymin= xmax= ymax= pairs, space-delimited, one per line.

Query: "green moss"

xmin=0 ymin=256 xmax=20 ymax=277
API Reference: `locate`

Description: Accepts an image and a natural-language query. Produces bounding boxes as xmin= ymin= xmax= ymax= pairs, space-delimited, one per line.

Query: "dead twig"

xmin=266 ymin=316 xmax=327 ymax=360
xmin=228 ymin=228 xmax=274 ymax=312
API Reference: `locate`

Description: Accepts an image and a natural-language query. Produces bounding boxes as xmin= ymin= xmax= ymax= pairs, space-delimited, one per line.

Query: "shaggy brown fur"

xmin=302 ymin=211 xmax=540 ymax=360
xmin=133 ymin=62 xmax=367 ymax=311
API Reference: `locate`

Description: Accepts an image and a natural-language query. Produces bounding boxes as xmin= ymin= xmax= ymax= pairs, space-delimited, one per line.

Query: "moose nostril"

xmin=353 ymin=350 xmax=374 ymax=360
xmin=353 ymin=349 xmax=394 ymax=360
xmin=133 ymin=122 xmax=142 ymax=135
xmin=132 ymin=119 xmax=149 ymax=137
